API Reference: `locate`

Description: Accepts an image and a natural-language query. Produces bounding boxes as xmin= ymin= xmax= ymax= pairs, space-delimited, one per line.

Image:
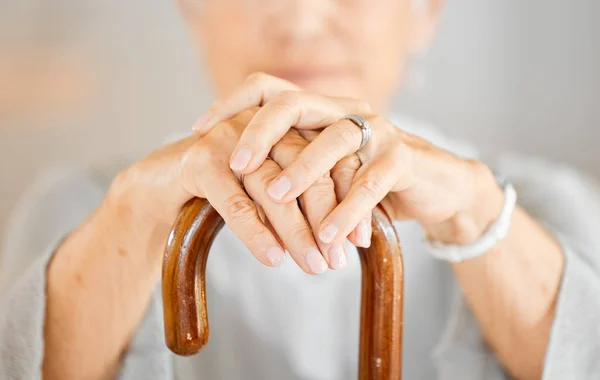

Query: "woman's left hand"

xmin=194 ymin=72 xmax=500 ymax=247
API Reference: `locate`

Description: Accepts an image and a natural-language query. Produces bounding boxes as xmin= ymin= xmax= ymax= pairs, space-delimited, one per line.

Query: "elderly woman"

xmin=1 ymin=0 xmax=600 ymax=379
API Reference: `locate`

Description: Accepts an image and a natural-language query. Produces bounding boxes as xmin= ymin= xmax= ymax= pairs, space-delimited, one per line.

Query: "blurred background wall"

xmin=1 ymin=0 xmax=599 ymax=243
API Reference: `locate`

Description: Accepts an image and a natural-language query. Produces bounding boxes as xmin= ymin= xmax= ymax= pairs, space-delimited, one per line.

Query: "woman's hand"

xmin=113 ymin=107 xmax=370 ymax=274
xmin=194 ymin=73 xmax=500 ymax=247
xmin=193 ymin=74 xmax=570 ymax=380
xmin=45 ymin=105 xmax=368 ymax=380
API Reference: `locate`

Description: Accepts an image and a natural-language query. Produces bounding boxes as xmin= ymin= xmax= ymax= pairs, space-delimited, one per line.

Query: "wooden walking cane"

xmin=162 ymin=197 xmax=404 ymax=379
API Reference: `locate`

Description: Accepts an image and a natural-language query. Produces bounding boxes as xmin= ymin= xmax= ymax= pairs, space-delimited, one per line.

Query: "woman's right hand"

xmin=43 ymin=107 xmax=350 ymax=380
xmin=109 ymin=107 xmax=344 ymax=274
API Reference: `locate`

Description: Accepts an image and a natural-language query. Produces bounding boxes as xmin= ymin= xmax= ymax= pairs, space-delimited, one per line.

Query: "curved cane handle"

xmin=163 ymin=197 xmax=404 ymax=380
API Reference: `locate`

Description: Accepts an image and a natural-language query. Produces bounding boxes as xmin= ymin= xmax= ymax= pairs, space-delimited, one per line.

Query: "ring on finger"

xmin=340 ymin=114 xmax=372 ymax=152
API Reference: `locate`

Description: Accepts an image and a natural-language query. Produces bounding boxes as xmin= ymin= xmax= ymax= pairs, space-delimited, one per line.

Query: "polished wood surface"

xmin=163 ymin=197 xmax=404 ymax=379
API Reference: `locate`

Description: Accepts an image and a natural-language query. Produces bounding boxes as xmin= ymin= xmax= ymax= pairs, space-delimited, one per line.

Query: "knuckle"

xmin=341 ymin=155 xmax=362 ymax=171
xmin=286 ymin=219 xmax=314 ymax=242
xmin=271 ymin=133 xmax=305 ymax=162
xmin=109 ymin=166 xmax=137 ymax=199
xmin=223 ymin=194 xmax=257 ymax=222
xmin=208 ymin=98 xmax=224 ymax=114
xmin=358 ymin=175 xmax=384 ymax=200
xmin=246 ymin=71 xmax=271 ymax=86
xmin=268 ymin=144 xmax=285 ymax=163
xmin=295 ymin=159 xmax=320 ymax=180
xmin=331 ymin=156 xmax=360 ymax=185
xmin=112 ymin=165 xmax=135 ymax=188
xmin=331 ymin=123 xmax=360 ymax=148
xmin=244 ymin=163 xmax=280 ymax=192
xmin=179 ymin=142 xmax=214 ymax=194
xmin=331 ymin=164 xmax=355 ymax=183
xmin=306 ymin=174 xmax=335 ymax=197
xmin=275 ymin=91 xmax=301 ymax=109
xmin=216 ymin=116 xmax=244 ymax=134
xmin=228 ymin=108 xmax=259 ymax=128
xmin=330 ymin=168 xmax=350 ymax=186
xmin=185 ymin=141 xmax=214 ymax=168
xmin=354 ymin=99 xmax=372 ymax=114
xmin=205 ymin=113 xmax=238 ymax=136
xmin=315 ymin=172 xmax=334 ymax=185
xmin=244 ymin=226 xmax=271 ymax=250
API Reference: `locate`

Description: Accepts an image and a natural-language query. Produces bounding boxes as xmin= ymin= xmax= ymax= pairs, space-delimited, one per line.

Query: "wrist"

xmin=105 ymin=171 xmax=173 ymax=265
xmin=424 ymin=161 xmax=505 ymax=245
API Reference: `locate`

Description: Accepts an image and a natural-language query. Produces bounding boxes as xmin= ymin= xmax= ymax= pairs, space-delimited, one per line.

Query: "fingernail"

xmin=230 ymin=147 xmax=252 ymax=171
xmin=319 ymin=224 xmax=338 ymax=244
xmin=267 ymin=176 xmax=291 ymax=200
xmin=328 ymin=243 xmax=347 ymax=270
xmin=192 ymin=112 xmax=211 ymax=131
xmin=306 ymin=249 xmax=328 ymax=274
xmin=357 ymin=218 xmax=371 ymax=248
xmin=266 ymin=246 xmax=286 ymax=266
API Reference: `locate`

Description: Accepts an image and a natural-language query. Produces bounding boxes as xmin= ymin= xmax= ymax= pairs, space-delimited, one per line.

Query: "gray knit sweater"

xmin=1 ymin=119 xmax=600 ymax=380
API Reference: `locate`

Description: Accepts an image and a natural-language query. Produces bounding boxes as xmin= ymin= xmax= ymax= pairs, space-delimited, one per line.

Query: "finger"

xmin=257 ymin=204 xmax=288 ymax=259
xmin=229 ymin=91 xmax=370 ymax=174
xmin=299 ymin=177 xmax=348 ymax=270
xmin=265 ymin=118 xmax=364 ymax=202
xmin=244 ymin=158 xmax=328 ymax=274
xmin=270 ymin=130 xmax=347 ymax=270
xmin=331 ymin=156 xmax=372 ymax=248
xmin=201 ymin=166 xmax=287 ymax=267
xmin=193 ymin=73 xmax=299 ymax=134
xmin=297 ymin=129 xmax=319 ymax=142
xmin=318 ymin=154 xmax=400 ymax=244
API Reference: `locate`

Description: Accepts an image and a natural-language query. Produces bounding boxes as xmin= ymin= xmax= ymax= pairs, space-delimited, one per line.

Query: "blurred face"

xmin=181 ymin=0 xmax=440 ymax=112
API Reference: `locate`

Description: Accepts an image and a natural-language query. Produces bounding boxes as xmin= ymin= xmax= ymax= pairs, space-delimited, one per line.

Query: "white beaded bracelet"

xmin=424 ymin=177 xmax=518 ymax=263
